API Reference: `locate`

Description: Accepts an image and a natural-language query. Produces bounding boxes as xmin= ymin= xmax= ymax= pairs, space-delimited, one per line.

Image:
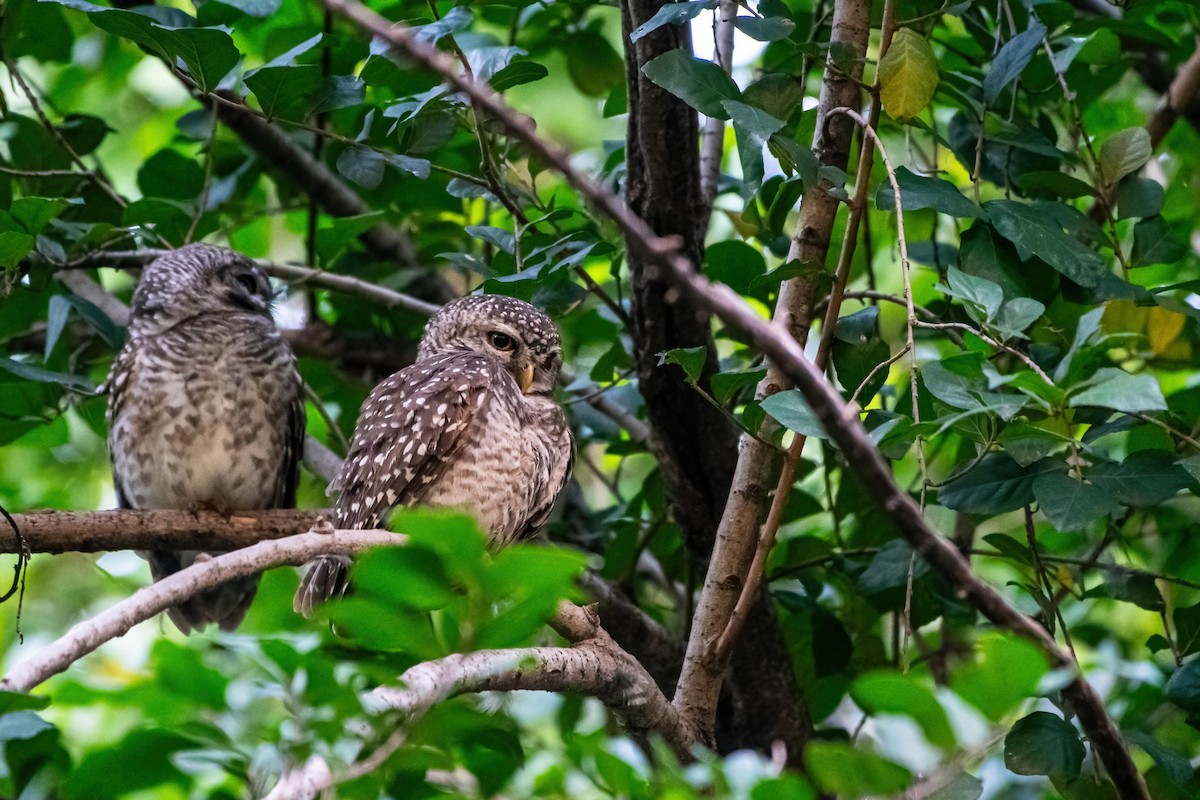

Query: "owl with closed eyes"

xmin=107 ymin=243 xmax=305 ymax=633
xmin=294 ymin=294 xmax=573 ymax=615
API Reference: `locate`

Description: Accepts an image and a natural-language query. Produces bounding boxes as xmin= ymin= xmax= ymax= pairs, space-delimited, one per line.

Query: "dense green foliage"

xmin=2 ymin=0 xmax=1200 ymax=796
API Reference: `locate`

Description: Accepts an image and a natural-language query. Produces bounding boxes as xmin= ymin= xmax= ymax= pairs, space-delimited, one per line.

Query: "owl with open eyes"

xmin=107 ymin=243 xmax=305 ymax=633
xmin=294 ymin=294 xmax=574 ymax=615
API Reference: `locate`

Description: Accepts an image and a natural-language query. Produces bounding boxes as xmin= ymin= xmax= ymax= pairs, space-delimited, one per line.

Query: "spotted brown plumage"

xmin=107 ymin=243 xmax=305 ymax=633
xmin=294 ymin=294 xmax=574 ymax=616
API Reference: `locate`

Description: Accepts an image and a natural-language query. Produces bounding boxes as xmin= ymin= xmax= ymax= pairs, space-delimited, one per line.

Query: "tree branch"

xmin=269 ymin=603 xmax=690 ymax=800
xmin=0 ymin=528 xmax=401 ymax=693
xmin=3 ymin=509 xmax=328 ymax=554
xmin=370 ymin=634 xmax=688 ymax=751
xmin=1145 ymin=36 xmax=1200 ymax=148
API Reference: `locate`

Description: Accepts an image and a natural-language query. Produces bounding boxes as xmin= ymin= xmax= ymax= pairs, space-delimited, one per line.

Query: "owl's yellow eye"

xmin=488 ymin=332 xmax=516 ymax=351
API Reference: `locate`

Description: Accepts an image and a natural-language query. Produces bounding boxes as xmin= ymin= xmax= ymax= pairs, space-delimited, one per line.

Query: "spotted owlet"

xmin=294 ymin=294 xmax=573 ymax=615
xmin=107 ymin=243 xmax=305 ymax=634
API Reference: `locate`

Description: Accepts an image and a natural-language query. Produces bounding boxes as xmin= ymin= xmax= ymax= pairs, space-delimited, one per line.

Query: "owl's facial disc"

xmin=484 ymin=328 xmax=536 ymax=392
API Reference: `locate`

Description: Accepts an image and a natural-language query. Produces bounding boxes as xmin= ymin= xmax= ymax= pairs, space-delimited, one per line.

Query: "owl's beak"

xmin=518 ymin=363 xmax=535 ymax=393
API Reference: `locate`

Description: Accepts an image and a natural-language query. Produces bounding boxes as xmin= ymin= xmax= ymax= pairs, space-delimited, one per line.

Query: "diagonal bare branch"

xmin=0 ymin=528 xmax=401 ymax=693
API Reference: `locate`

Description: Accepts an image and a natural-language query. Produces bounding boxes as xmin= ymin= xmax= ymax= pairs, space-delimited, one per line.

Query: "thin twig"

xmin=914 ymin=320 xmax=1052 ymax=384
xmin=849 ymin=344 xmax=909 ymax=409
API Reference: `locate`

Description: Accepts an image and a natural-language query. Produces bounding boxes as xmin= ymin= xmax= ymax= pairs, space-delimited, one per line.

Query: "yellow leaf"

xmin=1101 ymin=299 xmax=1146 ymax=335
xmin=1147 ymin=306 xmax=1187 ymax=356
xmin=878 ymin=29 xmax=939 ymax=122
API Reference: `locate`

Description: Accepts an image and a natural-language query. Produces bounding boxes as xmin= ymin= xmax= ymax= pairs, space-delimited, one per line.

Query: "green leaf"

xmin=734 ymin=16 xmax=796 ymax=42
xmin=1089 ymin=566 xmax=1164 ymax=611
xmin=1116 ymin=176 xmax=1164 ymax=219
xmin=65 ymin=728 xmax=197 ymax=799
xmin=659 ymin=346 xmax=708 ymax=386
xmin=642 ymin=49 xmax=742 ymax=119
xmin=1068 ymin=368 xmax=1166 ymax=413
xmin=43 ymin=295 xmax=70 ymax=361
xmin=993 ymin=297 xmax=1045 ymax=339
xmin=412 ymin=6 xmax=471 ymax=43
xmin=878 ymin=28 xmax=938 ymax=121
xmin=0 ymin=231 xmax=36 ymax=268
xmin=1004 ymin=711 xmax=1085 ymax=781
xmin=858 ymin=540 xmax=931 ymax=595
xmin=982 ymin=532 xmax=1032 ymax=565
xmin=921 ymin=359 xmax=1025 ymax=419
xmin=1125 ymin=730 xmax=1199 ymax=793
xmin=983 ymin=23 xmax=1046 ymax=105
xmin=0 ymin=711 xmax=54 ymax=742
xmin=354 ymin=547 xmax=458 ymax=610
xmin=629 ymin=0 xmax=716 ymax=43
xmin=760 ymin=389 xmax=826 ymax=438
xmin=1015 ymin=170 xmax=1095 ymax=199
xmin=565 ymin=31 xmax=624 ymax=97
xmin=925 ymin=772 xmax=984 ymax=800
xmin=245 ymin=64 xmax=324 ymax=118
xmin=153 ymin=26 xmax=241 ymax=94
xmin=488 ymin=61 xmax=549 ymax=92
xmin=464 ymin=225 xmax=515 ymax=255
xmin=1000 ymin=423 xmax=1060 ymax=467
xmin=1087 ymin=450 xmax=1189 ymax=507
xmin=711 ymin=368 xmax=766 ymax=405
xmin=724 ymin=99 xmax=786 ymax=190
xmin=876 ymin=167 xmax=986 ymax=219
xmin=750 ymin=775 xmax=817 ymax=800
xmin=1165 ymin=661 xmax=1200 ymax=713
xmin=705 ymin=240 xmax=766 ymax=294
xmin=938 ymin=454 xmax=1064 ymax=514
xmin=1099 ymin=127 xmax=1152 ymax=185
xmin=0 ymin=357 xmax=94 ymax=391
xmin=834 ymin=336 xmax=890 ymax=405
xmin=806 ymin=742 xmax=912 ymax=797
xmin=1174 ymin=603 xmax=1200 ymax=658
xmin=1032 ymin=473 xmax=1119 ymax=532
xmin=850 ymin=672 xmax=956 ymax=749
xmin=1132 ymin=215 xmax=1187 ymax=267
xmin=986 ymin=200 xmax=1107 ymax=287
xmin=942 ymin=267 xmax=1003 ymax=322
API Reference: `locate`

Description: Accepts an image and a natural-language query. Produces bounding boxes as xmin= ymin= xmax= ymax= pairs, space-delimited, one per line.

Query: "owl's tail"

xmin=293 ymin=555 xmax=351 ymax=617
xmin=145 ymin=550 xmax=260 ymax=634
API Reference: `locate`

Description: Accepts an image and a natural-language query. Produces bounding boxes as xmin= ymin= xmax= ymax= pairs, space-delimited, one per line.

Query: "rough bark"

xmin=620 ymin=0 xmax=737 ymax=556
xmin=620 ymin=0 xmax=811 ymax=761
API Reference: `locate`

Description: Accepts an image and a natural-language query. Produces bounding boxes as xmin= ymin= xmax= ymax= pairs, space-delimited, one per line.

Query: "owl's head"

xmin=419 ymin=295 xmax=564 ymax=395
xmin=130 ymin=244 xmax=275 ymax=330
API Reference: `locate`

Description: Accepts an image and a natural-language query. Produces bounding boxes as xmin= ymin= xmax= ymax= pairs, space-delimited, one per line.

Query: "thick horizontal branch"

xmin=1 ymin=527 xmax=401 ymax=693
xmin=4 ymin=509 xmax=329 ymax=554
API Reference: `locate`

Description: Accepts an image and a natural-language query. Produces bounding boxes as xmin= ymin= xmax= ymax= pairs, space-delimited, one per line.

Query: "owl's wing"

xmin=332 ymin=351 xmax=496 ymax=528
xmin=519 ymin=419 xmax=575 ymax=538
xmin=295 ymin=352 xmax=496 ymax=616
xmin=105 ymin=343 xmax=138 ymax=510
xmin=274 ymin=372 xmax=307 ymax=509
